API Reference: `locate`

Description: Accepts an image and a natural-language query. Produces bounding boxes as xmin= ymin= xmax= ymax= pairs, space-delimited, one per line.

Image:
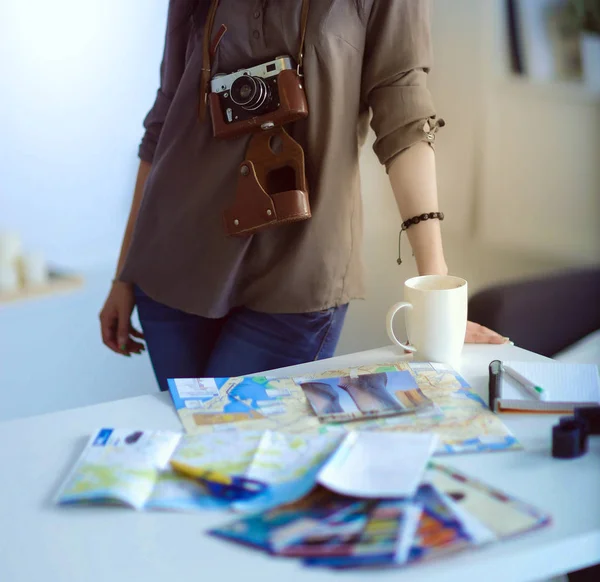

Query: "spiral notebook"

xmin=489 ymin=360 xmax=600 ymax=412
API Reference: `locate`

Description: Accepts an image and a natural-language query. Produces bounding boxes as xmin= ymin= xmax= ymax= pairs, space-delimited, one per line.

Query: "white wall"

xmin=426 ymin=0 xmax=488 ymax=236
xmin=476 ymin=0 xmax=600 ymax=263
xmin=478 ymin=80 xmax=600 ymax=262
xmin=0 ymin=0 xmax=168 ymax=269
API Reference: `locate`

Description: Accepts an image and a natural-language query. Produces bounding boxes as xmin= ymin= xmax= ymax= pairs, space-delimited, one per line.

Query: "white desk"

xmin=0 ymin=345 xmax=598 ymax=582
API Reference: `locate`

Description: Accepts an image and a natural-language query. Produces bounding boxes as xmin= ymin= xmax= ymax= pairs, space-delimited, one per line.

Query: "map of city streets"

xmin=168 ymin=362 xmax=520 ymax=456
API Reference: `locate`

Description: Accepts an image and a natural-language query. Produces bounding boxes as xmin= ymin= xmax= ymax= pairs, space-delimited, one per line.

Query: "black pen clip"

xmin=488 ymin=360 xmax=503 ymax=412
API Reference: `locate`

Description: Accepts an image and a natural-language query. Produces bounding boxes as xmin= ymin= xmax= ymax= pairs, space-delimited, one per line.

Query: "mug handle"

xmin=386 ymin=302 xmax=417 ymax=353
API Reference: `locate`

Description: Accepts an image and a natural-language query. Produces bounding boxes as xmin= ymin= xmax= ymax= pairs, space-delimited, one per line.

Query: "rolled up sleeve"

xmin=362 ymin=0 xmax=442 ymax=170
xmin=139 ymin=0 xmax=191 ymax=163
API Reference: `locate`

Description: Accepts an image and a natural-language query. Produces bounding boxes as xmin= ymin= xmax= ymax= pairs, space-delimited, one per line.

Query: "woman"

xmin=100 ymin=0 xmax=504 ymax=392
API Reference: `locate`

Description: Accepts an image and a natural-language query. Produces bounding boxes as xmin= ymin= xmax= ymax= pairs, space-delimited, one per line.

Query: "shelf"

xmin=0 ymin=271 xmax=84 ymax=305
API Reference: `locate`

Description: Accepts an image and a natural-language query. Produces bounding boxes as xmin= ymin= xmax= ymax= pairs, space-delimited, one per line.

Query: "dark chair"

xmin=468 ymin=268 xmax=600 ymax=358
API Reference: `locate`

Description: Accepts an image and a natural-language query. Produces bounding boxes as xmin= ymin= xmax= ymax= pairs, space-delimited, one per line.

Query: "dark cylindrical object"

xmin=552 ymin=420 xmax=585 ymax=459
xmin=559 ymin=417 xmax=588 ymax=454
xmin=574 ymin=406 xmax=600 ymax=436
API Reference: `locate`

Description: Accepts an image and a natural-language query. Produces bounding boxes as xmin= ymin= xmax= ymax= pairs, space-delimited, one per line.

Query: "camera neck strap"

xmin=198 ymin=0 xmax=310 ymax=121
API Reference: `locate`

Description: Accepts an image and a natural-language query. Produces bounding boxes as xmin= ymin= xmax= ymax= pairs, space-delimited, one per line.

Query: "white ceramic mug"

xmin=386 ymin=275 xmax=468 ymax=364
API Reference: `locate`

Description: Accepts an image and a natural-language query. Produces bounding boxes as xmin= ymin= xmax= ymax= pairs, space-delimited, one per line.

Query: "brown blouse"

xmin=119 ymin=0 xmax=439 ymax=317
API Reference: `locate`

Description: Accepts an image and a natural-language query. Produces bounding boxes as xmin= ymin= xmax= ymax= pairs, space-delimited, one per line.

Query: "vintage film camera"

xmin=209 ymin=56 xmax=308 ymax=140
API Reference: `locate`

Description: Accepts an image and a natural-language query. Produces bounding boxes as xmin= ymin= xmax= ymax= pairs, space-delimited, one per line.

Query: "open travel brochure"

xmin=55 ymin=429 xmax=437 ymax=513
xmin=56 ymin=428 xmax=342 ymax=512
xmin=211 ymin=463 xmax=551 ymax=570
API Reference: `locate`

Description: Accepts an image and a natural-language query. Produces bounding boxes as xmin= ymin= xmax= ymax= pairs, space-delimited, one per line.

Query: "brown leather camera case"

xmin=210 ymin=69 xmax=309 ymax=140
xmin=223 ymin=128 xmax=311 ymax=237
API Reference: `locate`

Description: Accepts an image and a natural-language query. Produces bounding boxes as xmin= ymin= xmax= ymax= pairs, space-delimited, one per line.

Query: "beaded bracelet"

xmin=397 ymin=211 xmax=445 ymax=265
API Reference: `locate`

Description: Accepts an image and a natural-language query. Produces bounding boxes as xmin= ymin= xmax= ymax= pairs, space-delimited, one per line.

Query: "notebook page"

xmin=317 ymin=432 xmax=438 ymax=498
xmin=503 ymin=361 xmax=600 ymax=404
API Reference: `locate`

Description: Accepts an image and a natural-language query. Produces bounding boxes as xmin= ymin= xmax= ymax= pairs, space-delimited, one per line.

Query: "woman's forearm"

xmin=387 ymin=142 xmax=448 ymax=276
xmin=115 ymin=160 xmax=152 ymax=278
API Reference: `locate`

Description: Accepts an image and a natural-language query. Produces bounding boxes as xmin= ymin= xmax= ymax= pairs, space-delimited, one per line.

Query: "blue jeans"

xmin=134 ymin=287 xmax=349 ymax=392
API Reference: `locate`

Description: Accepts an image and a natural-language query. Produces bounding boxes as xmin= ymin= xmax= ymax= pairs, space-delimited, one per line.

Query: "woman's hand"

xmin=99 ymin=281 xmax=145 ymax=356
xmin=465 ymin=321 xmax=507 ymax=344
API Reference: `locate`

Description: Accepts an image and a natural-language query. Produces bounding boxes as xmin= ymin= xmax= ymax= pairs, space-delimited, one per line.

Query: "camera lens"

xmin=231 ymin=75 xmax=271 ymax=111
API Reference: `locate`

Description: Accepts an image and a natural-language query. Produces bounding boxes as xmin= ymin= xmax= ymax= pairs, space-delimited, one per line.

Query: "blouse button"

xmin=253 ymin=30 xmax=260 ymax=40
xmin=253 ymin=10 xmax=261 ymax=19
xmin=426 ymin=133 xmax=435 ymax=141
